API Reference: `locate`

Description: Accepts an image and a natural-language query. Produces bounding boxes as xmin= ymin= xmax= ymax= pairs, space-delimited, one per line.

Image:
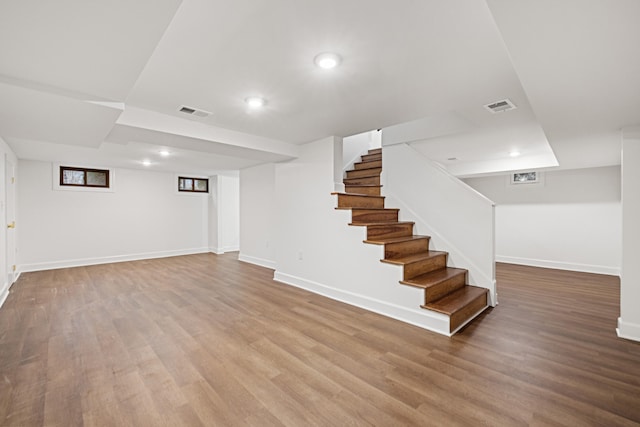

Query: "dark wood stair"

xmin=333 ymin=148 xmax=488 ymax=334
xmin=349 ymin=208 xmax=399 ymax=224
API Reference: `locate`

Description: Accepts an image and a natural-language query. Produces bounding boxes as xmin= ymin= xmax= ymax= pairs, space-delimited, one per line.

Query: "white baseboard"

xmin=273 ymin=271 xmax=450 ymax=336
xmin=496 ymin=255 xmax=620 ymax=276
xmin=209 ymin=246 xmax=240 ymax=255
xmin=238 ymin=253 xmax=276 ymax=270
xmin=0 ymin=281 xmax=8 ymax=310
xmin=19 ymin=247 xmax=210 ymax=273
xmin=617 ymin=317 xmax=640 ymax=342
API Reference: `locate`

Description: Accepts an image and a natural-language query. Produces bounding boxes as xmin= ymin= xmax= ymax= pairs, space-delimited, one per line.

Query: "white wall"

xmin=239 ymin=163 xmax=276 ymax=269
xmin=18 ymin=160 xmax=209 ymax=271
xmin=270 ymin=137 xmax=451 ymax=335
xmin=209 ymin=174 xmax=240 ymax=254
xmin=619 ymin=136 xmax=640 ymax=341
xmin=465 ymin=166 xmax=621 ymax=275
xmin=0 ymin=136 xmax=18 ymax=309
xmin=342 ymin=130 xmax=381 ymax=172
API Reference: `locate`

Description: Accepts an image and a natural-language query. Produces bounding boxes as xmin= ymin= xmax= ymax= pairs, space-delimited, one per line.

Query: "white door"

xmin=5 ymin=157 xmax=16 ymax=285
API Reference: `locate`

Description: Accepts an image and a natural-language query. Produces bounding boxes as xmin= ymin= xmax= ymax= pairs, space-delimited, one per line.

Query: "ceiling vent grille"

xmin=178 ymin=105 xmax=211 ymax=118
xmin=484 ymin=99 xmax=517 ymax=114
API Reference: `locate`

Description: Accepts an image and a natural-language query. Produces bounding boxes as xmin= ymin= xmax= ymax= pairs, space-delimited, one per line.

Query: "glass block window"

xmin=60 ymin=166 xmax=110 ymax=188
xmin=179 ymin=176 xmax=208 ymax=193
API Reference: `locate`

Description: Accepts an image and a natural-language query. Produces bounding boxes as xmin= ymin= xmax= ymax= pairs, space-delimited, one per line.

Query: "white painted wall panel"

xmin=465 ymin=166 xmax=621 ymax=275
xmin=18 ymin=160 xmax=209 ymax=271
xmin=619 ymin=137 xmax=640 ymax=341
xmin=239 ymin=163 xmax=276 ymax=268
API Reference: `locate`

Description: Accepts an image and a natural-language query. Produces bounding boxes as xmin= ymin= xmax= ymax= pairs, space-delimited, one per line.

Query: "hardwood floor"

xmin=0 ymin=254 xmax=639 ymax=426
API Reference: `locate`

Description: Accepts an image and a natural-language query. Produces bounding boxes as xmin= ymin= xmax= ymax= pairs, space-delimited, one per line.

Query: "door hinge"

xmin=12 ymin=265 xmax=16 ymax=272
xmin=11 ymin=177 xmax=14 ymax=184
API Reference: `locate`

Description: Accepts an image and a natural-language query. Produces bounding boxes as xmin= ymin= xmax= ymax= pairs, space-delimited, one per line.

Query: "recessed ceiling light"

xmin=245 ymin=97 xmax=266 ymax=109
xmin=509 ymin=151 xmax=521 ymax=157
xmin=142 ymin=160 xmax=151 ymax=166
xmin=314 ymin=52 xmax=341 ymax=69
xmin=159 ymin=150 xmax=170 ymax=157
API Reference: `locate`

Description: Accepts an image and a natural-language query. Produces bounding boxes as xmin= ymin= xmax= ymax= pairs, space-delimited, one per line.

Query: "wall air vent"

xmin=484 ymin=99 xmax=517 ymax=114
xmin=178 ymin=105 xmax=212 ymax=118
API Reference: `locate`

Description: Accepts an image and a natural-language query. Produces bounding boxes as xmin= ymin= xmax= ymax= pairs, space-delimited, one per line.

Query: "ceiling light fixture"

xmin=314 ymin=52 xmax=341 ymax=69
xmin=509 ymin=151 xmax=521 ymax=157
xmin=245 ymin=96 xmax=266 ymax=109
xmin=142 ymin=160 xmax=151 ymax=166
xmin=159 ymin=150 xmax=170 ymax=157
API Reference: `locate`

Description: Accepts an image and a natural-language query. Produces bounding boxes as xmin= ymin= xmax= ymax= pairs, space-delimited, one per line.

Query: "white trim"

xmin=0 ymin=281 xmax=9 ymax=310
xmin=19 ymin=248 xmax=210 ymax=273
xmin=273 ymin=271 xmax=451 ymax=336
xmin=496 ymin=255 xmax=620 ymax=276
xmin=617 ymin=317 xmax=640 ymax=342
xmin=209 ymin=246 xmax=239 ymax=255
xmin=238 ymin=253 xmax=276 ymax=270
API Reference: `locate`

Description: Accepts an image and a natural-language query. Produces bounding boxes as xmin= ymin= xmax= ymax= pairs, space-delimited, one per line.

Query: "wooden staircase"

xmin=334 ymin=148 xmax=488 ymax=334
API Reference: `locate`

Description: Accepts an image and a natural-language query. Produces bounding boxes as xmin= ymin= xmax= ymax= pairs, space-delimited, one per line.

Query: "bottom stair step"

xmin=401 ymin=267 xmax=467 ymax=303
xmin=423 ymin=285 xmax=488 ymax=333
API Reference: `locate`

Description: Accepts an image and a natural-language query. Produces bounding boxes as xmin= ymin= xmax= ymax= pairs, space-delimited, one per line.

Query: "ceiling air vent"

xmin=178 ymin=105 xmax=211 ymax=118
xmin=484 ymin=99 xmax=516 ymax=114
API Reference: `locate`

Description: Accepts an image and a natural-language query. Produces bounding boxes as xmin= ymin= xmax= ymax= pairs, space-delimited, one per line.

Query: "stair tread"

xmin=349 ymin=208 xmax=398 ymax=212
xmin=344 ymin=184 xmax=382 ymax=188
xmin=342 ymin=192 xmax=380 ymax=197
xmin=349 ymin=165 xmax=382 ymax=172
xmin=343 ymin=176 xmax=380 ymax=183
xmin=345 ymin=171 xmax=381 ymax=177
xmin=349 ymin=221 xmax=414 ymax=226
xmin=424 ymin=285 xmax=488 ymax=315
xmin=331 ymin=192 xmax=384 ymax=199
xmin=400 ymin=267 xmax=467 ymax=288
xmin=364 ymin=235 xmax=430 ymax=245
xmin=381 ymin=250 xmax=447 ymax=265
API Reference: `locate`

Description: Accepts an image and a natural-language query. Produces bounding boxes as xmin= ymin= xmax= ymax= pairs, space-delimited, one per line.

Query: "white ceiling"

xmin=0 ymin=0 xmax=638 ymax=176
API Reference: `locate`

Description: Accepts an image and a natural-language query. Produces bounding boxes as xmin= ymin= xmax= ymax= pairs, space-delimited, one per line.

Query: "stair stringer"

xmin=275 ymin=199 xmax=450 ymax=336
xmin=381 ymin=143 xmax=497 ymax=307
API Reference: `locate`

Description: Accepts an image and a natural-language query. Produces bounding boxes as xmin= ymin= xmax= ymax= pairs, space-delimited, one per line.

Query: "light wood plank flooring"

xmin=0 ymin=254 xmax=639 ymax=426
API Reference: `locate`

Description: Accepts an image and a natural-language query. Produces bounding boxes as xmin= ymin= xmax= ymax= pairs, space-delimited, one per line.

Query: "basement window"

xmin=510 ymin=171 xmax=539 ymax=185
xmin=60 ymin=166 xmax=110 ymax=188
xmin=178 ymin=176 xmax=209 ymax=193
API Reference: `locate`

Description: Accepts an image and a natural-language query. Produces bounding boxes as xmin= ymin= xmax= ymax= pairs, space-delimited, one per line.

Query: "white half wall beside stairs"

xmin=381 ymin=143 xmax=497 ymax=306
